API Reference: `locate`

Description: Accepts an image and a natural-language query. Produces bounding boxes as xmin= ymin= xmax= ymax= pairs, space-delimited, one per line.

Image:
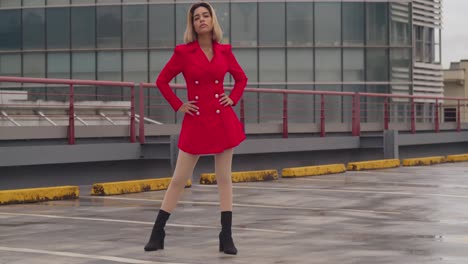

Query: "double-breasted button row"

xmin=193 ymin=109 xmax=221 ymax=116
xmin=194 ymin=80 xmax=219 ymax=85
xmin=193 ymin=94 xmax=222 ymax=100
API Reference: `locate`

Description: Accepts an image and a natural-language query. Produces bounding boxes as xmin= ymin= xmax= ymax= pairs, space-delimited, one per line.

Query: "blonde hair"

xmin=184 ymin=1 xmax=223 ymax=44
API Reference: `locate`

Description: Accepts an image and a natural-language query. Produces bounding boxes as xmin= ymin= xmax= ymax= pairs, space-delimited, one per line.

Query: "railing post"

xmin=130 ymin=84 xmax=136 ymax=143
xmin=68 ymin=84 xmax=75 ymax=145
xmin=240 ymin=97 xmax=245 ymax=132
xmin=320 ymin=94 xmax=325 ymax=137
xmin=283 ymin=92 xmax=288 ymax=138
xmin=457 ymin=99 xmax=461 ymax=132
xmin=384 ymin=97 xmax=389 ymax=130
xmin=139 ymin=83 xmax=145 ymax=144
xmin=435 ymin=99 xmax=440 ymax=133
xmin=411 ymin=98 xmax=416 ymax=134
xmin=352 ymin=93 xmax=361 ymax=136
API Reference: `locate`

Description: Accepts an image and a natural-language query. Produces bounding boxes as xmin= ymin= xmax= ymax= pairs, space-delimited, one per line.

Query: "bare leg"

xmin=161 ymin=149 xmax=200 ymax=213
xmin=215 ymin=148 xmax=234 ymax=211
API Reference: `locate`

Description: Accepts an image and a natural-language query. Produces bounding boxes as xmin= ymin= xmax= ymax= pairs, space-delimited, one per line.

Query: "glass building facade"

xmin=0 ymin=0 xmax=442 ymax=123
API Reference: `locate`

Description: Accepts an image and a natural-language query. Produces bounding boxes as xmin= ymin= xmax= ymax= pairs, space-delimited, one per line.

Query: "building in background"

xmin=443 ymin=60 xmax=468 ymax=122
xmin=0 ymin=0 xmax=443 ymax=123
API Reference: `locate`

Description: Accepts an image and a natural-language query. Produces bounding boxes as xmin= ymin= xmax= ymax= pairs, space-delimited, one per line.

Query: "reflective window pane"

xmin=23 ymin=53 xmax=46 ymax=78
xmin=23 ymin=9 xmax=45 ymax=49
xmin=390 ymin=2 xmax=411 ymax=45
xmin=231 ymin=3 xmax=257 ymax=47
xmin=315 ymin=3 xmax=341 ymax=46
xmin=259 ymin=3 xmax=285 ymax=46
xmin=72 ymin=52 xmax=96 ymax=101
xmin=0 ymin=10 xmax=21 ymax=50
xmin=343 ymin=49 xmax=364 ymax=81
xmin=72 ymin=0 xmax=94 ymax=4
xmin=286 ymin=2 xmax=313 ymax=46
xmin=149 ymin=4 xmax=175 ymax=47
xmin=150 ymin=50 xmax=174 ymax=123
xmin=366 ymin=48 xmax=389 ymax=81
xmin=48 ymin=0 xmax=70 ymax=5
xmin=123 ymin=5 xmax=147 ymax=48
xmin=315 ymin=49 xmax=341 ymax=82
xmin=97 ymin=0 xmax=120 ymax=3
xmin=287 ymin=48 xmax=313 ymax=82
xmin=259 ymin=49 xmax=285 ymax=82
xmin=97 ymin=51 xmax=122 ymax=101
xmin=211 ymin=3 xmax=229 ymax=43
xmin=123 ymin=51 xmax=148 ymax=82
xmin=390 ymin=48 xmax=411 ymax=82
xmin=24 ymin=0 xmax=45 ymax=7
xmin=367 ymin=3 xmax=388 ymax=45
xmin=0 ymin=54 xmax=21 ymax=76
xmin=72 ymin=52 xmax=96 ymax=80
xmin=47 ymin=8 xmax=70 ymax=49
xmin=0 ymin=0 xmax=21 ymax=8
xmin=47 ymin=52 xmax=70 ymax=101
xmin=48 ymin=52 xmax=70 ymax=79
xmin=97 ymin=6 xmax=122 ymax=48
xmin=343 ymin=2 xmax=364 ymax=45
xmin=175 ymin=3 xmax=190 ymax=45
xmin=71 ymin=6 xmax=96 ymax=48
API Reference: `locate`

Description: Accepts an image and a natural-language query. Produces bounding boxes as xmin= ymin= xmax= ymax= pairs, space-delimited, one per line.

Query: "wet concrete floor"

xmin=1 ymin=162 xmax=468 ymax=264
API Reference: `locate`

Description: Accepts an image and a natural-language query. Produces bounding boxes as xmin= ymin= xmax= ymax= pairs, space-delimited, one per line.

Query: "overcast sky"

xmin=442 ymin=0 xmax=468 ymax=68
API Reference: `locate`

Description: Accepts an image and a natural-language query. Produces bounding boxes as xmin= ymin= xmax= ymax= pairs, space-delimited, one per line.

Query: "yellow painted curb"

xmin=0 ymin=186 xmax=79 ymax=205
xmin=347 ymin=159 xmax=400 ymax=171
xmin=91 ymin=178 xmax=192 ymax=196
xmin=402 ymin=156 xmax=446 ymax=166
xmin=200 ymin=170 xmax=278 ymax=185
xmin=446 ymin=154 xmax=468 ymax=163
xmin=282 ymin=164 xmax=346 ymax=178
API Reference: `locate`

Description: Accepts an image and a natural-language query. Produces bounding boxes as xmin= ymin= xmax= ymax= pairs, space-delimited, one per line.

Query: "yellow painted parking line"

xmin=446 ymin=154 xmax=468 ymax=163
xmin=347 ymin=159 xmax=400 ymax=171
xmin=282 ymin=164 xmax=346 ymax=178
xmin=200 ymin=170 xmax=278 ymax=185
xmin=402 ymin=156 xmax=446 ymax=166
xmin=0 ymin=186 xmax=79 ymax=205
xmin=91 ymin=178 xmax=191 ymax=196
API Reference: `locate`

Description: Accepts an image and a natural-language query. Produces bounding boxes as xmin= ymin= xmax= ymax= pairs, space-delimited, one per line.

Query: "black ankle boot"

xmin=219 ymin=211 xmax=237 ymax=255
xmin=144 ymin=209 xmax=170 ymax=252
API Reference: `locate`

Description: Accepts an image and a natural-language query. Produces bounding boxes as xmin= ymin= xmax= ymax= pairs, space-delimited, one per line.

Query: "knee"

xmin=170 ymin=176 xmax=187 ymax=189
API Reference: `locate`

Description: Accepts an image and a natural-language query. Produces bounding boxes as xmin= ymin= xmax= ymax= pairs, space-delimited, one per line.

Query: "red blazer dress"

xmin=156 ymin=41 xmax=248 ymax=155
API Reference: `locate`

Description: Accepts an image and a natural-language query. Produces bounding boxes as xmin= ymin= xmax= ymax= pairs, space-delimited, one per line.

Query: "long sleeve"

xmin=226 ymin=45 xmax=248 ymax=106
xmin=156 ymin=46 xmax=185 ymax=111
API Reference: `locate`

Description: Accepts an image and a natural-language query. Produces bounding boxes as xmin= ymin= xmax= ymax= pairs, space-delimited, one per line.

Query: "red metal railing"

xmin=1 ymin=76 xmax=467 ymax=145
xmin=0 ymin=77 xmax=135 ymax=144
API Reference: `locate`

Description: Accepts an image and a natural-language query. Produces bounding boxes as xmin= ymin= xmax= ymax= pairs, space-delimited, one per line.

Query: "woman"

xmin=144 ymin=1 xmax=247 ymax=255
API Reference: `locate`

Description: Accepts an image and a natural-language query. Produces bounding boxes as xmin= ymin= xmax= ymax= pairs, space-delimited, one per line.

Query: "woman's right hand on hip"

xmin=178 ymin=101 xmax=199 ymax=116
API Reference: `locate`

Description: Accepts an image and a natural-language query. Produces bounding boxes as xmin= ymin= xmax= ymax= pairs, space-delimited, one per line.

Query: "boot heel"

xmin=219 ymin=240 xmax=224 ymax=252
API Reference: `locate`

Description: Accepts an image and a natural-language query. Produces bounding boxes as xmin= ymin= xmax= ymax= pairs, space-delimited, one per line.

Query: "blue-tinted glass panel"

xmin=315 ymin=3 xmax=341 ymax=46
xmin=366 ymin=48 xmax=389 ymax=81
xmin=175 ymin=3 xmax=190 ymax=45
xmin=48 ymin=0 xmax=69 ymax=5
xmin=343 ymin=48 xmax=364 ymax=81
xmin=0 ymin=0 xmax=21 ymax=7
xmin=24 ymin=0 xmax=45 ymax=7
xmin=0 ymin=54 xmax=21 ymax=77
xmin=259 ymin=3 xmax=285 ymax=46
xmin=149 ymin=4 xmax=175 ymax=47
xmin=97 ymin=6 xmax=121 ymax=48
xmin=367 ymin=3 xmax=388 ymax=45
xmin=343 ymin=2 xmax=364 ymax=45
xmin=231 ymin=3 xmax=257 ymax=47
xmin=286 ymin=2 xmax=313 ymax=46
xmin=0 ymin=10 xmax=21 ymax=50
xmin=123 ymin=51 xmax=148 ymax=82
xmin=315 ymin=49 xmax=341 ymax=82
xmin=150 ymin=50 xmax=174 ymax=122
xmin=23 ymin=53 xmax=46 ymax=78
xmin=211 ymin=3 xmax=229 ymax=43
xmin=287 ymin=48 xmax=313 ymax=82
xmin=123 ymin=5 xmax=147 ymax=48
xmin=47 ymin=52 xmax=70 ymax=101
xmin=97 ymin=51 xmax=122 ymax=101
xmin=71 ymin=6 xmax=96 ymax=48
xmin=47 ymin=8 xmax=70 ymax=49
xmin=23 ymin=9 xmax=45 ymax=49
xmin=72 ymin=52 xmax=96 ymax=101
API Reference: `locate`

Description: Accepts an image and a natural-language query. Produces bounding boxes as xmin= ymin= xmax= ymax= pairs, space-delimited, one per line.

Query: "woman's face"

xmin=193 ymin=6 xmax=213 ymax=36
